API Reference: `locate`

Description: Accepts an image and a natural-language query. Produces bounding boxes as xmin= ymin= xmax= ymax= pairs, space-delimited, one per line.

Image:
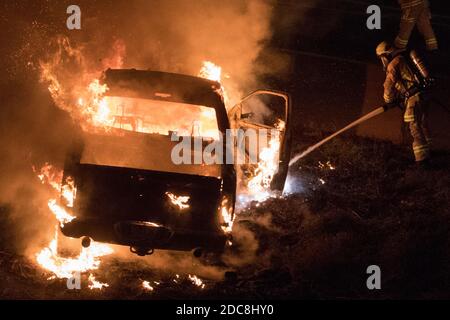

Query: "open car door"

xmin=228 ymin=90 xmax=292 ymax=192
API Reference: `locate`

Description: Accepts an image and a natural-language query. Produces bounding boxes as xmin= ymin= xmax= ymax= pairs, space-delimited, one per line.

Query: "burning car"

xmin=59 ymin=68 xmax=291 ymax=256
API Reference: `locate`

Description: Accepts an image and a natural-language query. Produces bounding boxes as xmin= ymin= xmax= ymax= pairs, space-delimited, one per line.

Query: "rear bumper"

xmin=61 ymin=219 xmax=227 ymax=252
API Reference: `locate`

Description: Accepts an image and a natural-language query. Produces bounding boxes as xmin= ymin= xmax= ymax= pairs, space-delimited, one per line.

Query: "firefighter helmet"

xmin=376 ymin=41 xmax=397 ymax=70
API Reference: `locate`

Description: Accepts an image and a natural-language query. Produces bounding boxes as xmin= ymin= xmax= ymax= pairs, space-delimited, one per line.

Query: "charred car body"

xmin=61 ymin=69 xmax=291 ymax=255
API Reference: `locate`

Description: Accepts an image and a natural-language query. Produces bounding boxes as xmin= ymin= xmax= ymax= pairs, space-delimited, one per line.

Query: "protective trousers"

xmin=404 ymin=93 xmax=431 ymax=161
xmin=395 ymin=0 xmax=438 ymax=51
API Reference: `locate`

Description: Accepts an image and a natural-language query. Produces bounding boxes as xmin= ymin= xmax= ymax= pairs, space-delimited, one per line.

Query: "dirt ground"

xmin=1 ymin=128 xmax=449 ymax=300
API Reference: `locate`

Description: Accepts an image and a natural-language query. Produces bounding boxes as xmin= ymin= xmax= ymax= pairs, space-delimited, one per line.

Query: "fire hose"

xmin=289 ymin=94 xmax=449 ymax=167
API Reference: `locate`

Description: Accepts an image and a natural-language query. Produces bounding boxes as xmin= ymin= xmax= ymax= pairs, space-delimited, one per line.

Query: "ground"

xmin=1 ymin=127 xmax=449 ymax=299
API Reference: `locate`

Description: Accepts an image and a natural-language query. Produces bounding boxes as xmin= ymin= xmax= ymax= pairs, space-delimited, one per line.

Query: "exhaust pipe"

xmin=81 ymin=236 xmax=91 ymax=248
xmin=192 ymin=247 xmax=204 ymax=258
xmin=130 ymin=247 xmax=154 ymax=256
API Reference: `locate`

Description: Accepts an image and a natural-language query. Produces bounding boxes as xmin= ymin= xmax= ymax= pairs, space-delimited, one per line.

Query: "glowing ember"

xmin=188 ymin=274 xmax=206 ymax=289
xmin=142 ymin=281 xmax=154 ymax=291
xmin=36 ymin=228 xmax=113 ymax=280
xmin=165 ymin=192 xmax=190 ymax=210
xmin=318 ymin=161 xmax=335 ymax=170
xmin=88 ymin=274 xmax=109 ymax=290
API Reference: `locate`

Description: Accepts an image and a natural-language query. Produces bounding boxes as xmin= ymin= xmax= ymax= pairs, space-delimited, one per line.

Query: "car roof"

xmin=102 ymin=68 xmax=224 ymax=108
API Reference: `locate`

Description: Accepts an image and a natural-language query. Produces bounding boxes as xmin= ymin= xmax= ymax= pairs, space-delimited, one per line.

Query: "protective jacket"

xmin=383 ymin=53 xmax=432 ymax=162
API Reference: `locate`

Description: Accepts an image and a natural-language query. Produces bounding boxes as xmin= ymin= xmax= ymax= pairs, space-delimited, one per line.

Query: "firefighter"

xmin=376 ymin=41 xmax=433 ymax=166
xmin=395 ymin=0 xmax=438 ymax=51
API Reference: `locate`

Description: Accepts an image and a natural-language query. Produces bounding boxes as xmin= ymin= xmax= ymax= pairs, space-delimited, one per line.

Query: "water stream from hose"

xmin=289 ymin=106 xmax=386 ymax=166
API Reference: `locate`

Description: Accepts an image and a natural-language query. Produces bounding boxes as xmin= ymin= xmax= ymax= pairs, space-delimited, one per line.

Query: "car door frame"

xmin=228 ymin=89 xmax=292 ymax=191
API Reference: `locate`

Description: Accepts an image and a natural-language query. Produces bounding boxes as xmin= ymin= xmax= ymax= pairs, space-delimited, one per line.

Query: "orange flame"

xmin=142 ymin=280 xmax=154 ymax=291
xmin=245 ymin=119 xmax=285 ymax=202
xmin=61 ymin=176 xmax=76 ymax=208
xmin=33 ymin=163 xmax=63 ymax=192
xmin=165 ymin=192 xmax=190 ymax=210
xmin=198 ymin=61 xmax=230 ymax=107
xmin=47 ymin=199 xmax=76 ymax=227
xmin=199 ymin=61 xmax=222 ymax=82
xmin=36 ymin=228 xmax=113 ymax=280
xmin=39 ymin=38 xmax=286 ymax=245
xmin=88 ymin=274 xmax=109 ymax=290
xmin=188 ymin=274 xmax=206 ymax=289
xmin=220 ymin=197 xmax=234 ymax=234
xmin=33 ymin=164 xmax=113 ymax=283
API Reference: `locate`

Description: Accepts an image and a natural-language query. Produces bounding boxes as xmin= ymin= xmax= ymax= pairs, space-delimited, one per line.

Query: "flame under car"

xmin=61 ymin=69 xmax=291 ymax=255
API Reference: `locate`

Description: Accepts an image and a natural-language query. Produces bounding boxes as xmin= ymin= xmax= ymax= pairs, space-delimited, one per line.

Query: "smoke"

xmin=0 ymin=76 xmax=76 ymax=255
xmin=116 ymin=0 xmax=274 ymax=102
xmin=0 ymin=0 xmax=278 ymax=271
xmin=32 ymin=0 xmax=275 ymax=107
